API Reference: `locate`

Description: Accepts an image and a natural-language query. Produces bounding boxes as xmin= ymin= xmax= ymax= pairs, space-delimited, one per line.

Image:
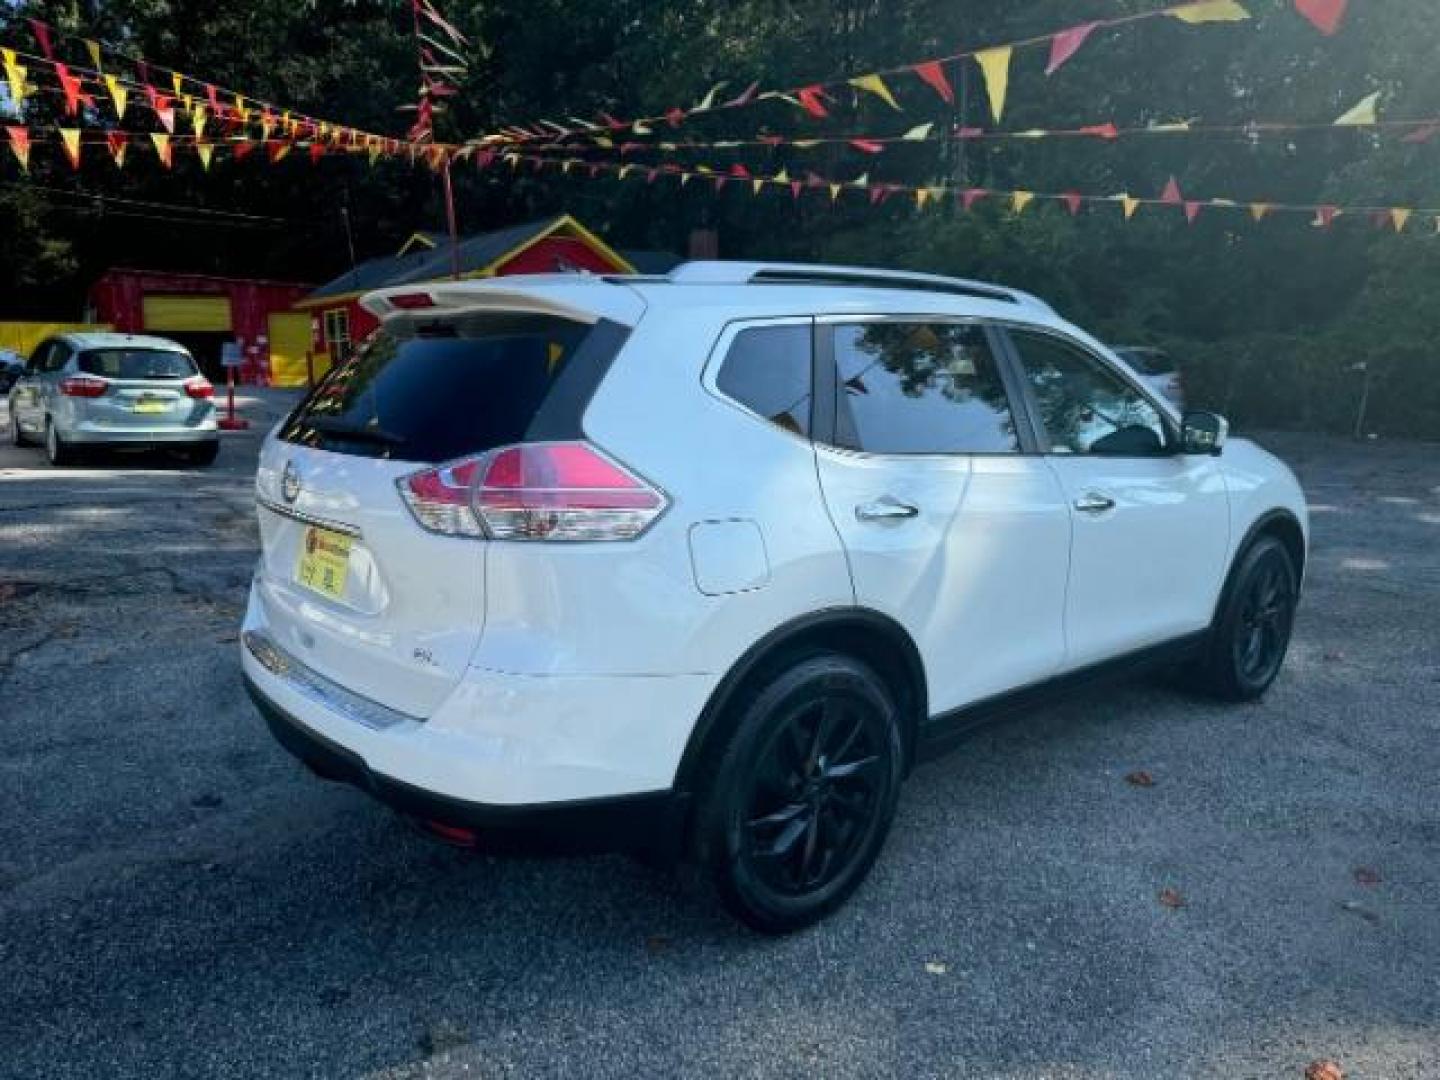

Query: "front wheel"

xmin=695 ymin=654 xmax=904 ymax=934
xmin=1192 ymin=536 xmax=1298 ymax=701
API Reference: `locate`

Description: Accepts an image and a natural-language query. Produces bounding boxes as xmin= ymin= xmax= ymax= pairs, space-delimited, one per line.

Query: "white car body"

xmin=241 ymin=262 xmax=1307 ymax=906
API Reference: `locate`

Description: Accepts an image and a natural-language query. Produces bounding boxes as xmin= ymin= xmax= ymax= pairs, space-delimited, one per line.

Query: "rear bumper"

xmin=245 ymin=672 xmax=688 ymax=853
xmin=65 ymin=423 xmax=218 ymax=445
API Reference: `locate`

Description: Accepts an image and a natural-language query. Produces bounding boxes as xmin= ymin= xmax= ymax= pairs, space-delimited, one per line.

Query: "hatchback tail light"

xmin=59 ymin=375 xmax=108 ymax=398
xmin=399 ymin=441 xmax=667 ymax=542
xmin=183 ymin=376 xmax=215 ymax=399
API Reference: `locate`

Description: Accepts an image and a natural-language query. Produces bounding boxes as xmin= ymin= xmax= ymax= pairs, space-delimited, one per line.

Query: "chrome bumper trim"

xmin=242 ymin=629 xmax=417 ymax=731
xmin=254 ymin=495 xmax=362 ymax=538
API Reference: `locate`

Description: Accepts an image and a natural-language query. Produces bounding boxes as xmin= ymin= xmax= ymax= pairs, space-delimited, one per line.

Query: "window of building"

xmin=324 ymin=308 xmax=352 ymax=360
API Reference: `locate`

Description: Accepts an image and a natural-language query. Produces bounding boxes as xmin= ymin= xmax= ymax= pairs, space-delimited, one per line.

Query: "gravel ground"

xmin=0 ymin=398 xmax=1436 ymax=1079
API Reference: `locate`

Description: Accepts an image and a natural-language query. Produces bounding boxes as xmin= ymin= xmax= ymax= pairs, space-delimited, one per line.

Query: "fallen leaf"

xmin=1158 ymin=888 xmax=1186 ymax=910
xmin=924 ymin=961 xmax=948 ymax=975
xmin=1352 ymin=866 xmax=1381 ymax=887
xmin=1305 ymin=1060 xmax=1344 ymax=1080
xmin=1124 ymin=770 xmax=1155 ymax=788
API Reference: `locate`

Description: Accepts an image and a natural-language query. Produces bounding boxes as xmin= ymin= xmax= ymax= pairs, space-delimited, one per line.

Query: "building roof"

xmin=300 ymin=215 xmax=648 ymax=307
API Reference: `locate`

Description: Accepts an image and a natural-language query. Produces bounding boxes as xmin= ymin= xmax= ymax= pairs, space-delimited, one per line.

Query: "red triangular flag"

xmin=1315 ymin=205 xmax=1339 ymax=228
xmin=1294 ymin=0 xmax=1347 ymax=36
xmin=850 ymin=139 xmax=885 ymax=154
xmin=309 ymin=142 xmax=326 ymax=164
xmin=790 ymin=180 xmax=802 ymax=200
xmin=1046 ymin=22 xmax=1098 ymax=76
xmin=232 ymin=139 xmax=256 ymax=162
xmin=1402 ymin=123 xmax=1440 ymax=144
xmin=962 ymin=188 xmax=989 ymax=211
xmin=725 ymin=81 xmax=761 ymax=108
xmin=1184 ymin=200 xmax=1203 ymax=224
xmin=29 ymin=19 xmax=55 ymax=61
xmin=54 ymin=63 xmax=83 ymax=116
xmin=105 ymin=130 xmax=129 ymax=167
xmin=797 ymin=86 xmax=829 ymax=118
xmin=6 ymin=126 xmax=32 ymax=172
xmin=664 ymin=107 xmax=685 ymax=127
xmin=912 ymin=61 xmax=954 ymax=105
xmin=1063 ymin=192 xmax=1083 ymax=216
xmin=1079 ymin=123 xmax=1119 ymax=140
xmin=1161 ymin=176 xmax=1184 ymax=205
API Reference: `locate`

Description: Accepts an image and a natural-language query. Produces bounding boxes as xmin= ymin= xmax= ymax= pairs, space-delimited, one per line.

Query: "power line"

xmin=0 ymin=179 xmax=297 ymax=222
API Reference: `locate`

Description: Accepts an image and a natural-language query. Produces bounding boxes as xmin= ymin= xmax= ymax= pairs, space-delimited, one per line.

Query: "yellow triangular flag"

xmin=915 ymin=187 xmax=932 ymax=210
xmin=368 ymin=143 xmax=382 ymax=166
xmin=1169 ymin=0 xmax=1251 ymax=24
xmin=1250 ymin=202 xmax=1272 ymax=222
xmin=171 ymin=72 xmax=184 ymax=96
xmin=2 ymin=52 xmax=27 ymax=108
xmin=1016 ymin=129 xmax=1048 ymax=139
xmin=902 ymin=123 xmax=934 ymax=141
xmin=1333 ymin=91 xmax=1379 ymax=127
xmin=792 ymin=139 xmax=821 ymax=149
xmin=59 ymin=128 xmax=82 ymax=169
xmin=774 ymin=168 xmax=790 ymax=184
xmin=196 ymin=142 xmax=214 ymax=171
xmin=976 ymin=47 xmax=1012 ymax=124
xmin=149 ymin=131 xmax=171 ymax=168
xmin=1120 ymin=195 xmax=1141 ymax=220
xmin=752 ymin=176 xmax=765 ymax=196
xmin=849 ymin=73 xmax=901 ymax=111
xmin=1012 ymin=190 xmax=1035 ymax=214
xmin=619 ymin=163 xmax=638 ymax=180
xmin=1390 ymin=208 xmax=1411 ymax=233
xmin=191 ymin=104 xmax=207 ymax=135
xmin=104 ymin=74 xmax=128 ymax=120
xmin=85 ymin=39 xmax=103 ymax=71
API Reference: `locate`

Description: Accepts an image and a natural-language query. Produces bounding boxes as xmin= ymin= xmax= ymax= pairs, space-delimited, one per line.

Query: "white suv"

xmin=242 ymin=262 xmax=1307 ymax=932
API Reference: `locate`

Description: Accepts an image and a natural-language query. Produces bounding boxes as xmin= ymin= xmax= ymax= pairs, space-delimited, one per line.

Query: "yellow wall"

xmin=0 ymin=322 xmax=112 ymax=359
xmin=141 ymin=295 xmax=233 ymax=333
xmin=267 ymin=312 xmax=327 ymax=388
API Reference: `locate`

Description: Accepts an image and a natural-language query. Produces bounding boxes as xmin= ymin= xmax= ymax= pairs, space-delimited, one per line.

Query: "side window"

xmin=27 ymin=341 xmax=53 ymax=373
xmin=715 ymin=324 xmax=812 ymax=437
xmin=46 ymin=343 xmax=73 ymax=373
xmin=832 ymin=321 xmax=1019 ymax=454
xmin=1008 ymin=330 xmax=1168 ymax=457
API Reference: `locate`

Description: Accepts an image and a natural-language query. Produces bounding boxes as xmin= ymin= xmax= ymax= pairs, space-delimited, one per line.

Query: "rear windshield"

xmin=80 ymin=348 xmax=197 ymax=380
xmin=279 ymin=314 xmax=623 ymax=463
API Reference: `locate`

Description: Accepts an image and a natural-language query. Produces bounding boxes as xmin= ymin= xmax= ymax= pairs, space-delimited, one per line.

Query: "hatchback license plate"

xmin=133 ymin=399 xmax=168 ymax=413
xmin=296 ymin=526 xmax=351 ymax=600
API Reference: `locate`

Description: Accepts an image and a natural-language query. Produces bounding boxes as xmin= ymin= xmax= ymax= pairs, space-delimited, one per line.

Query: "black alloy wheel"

xmin=1195 ymin=535 xmax=1298 ymax=701
xmin=699 ymin=654 xmax=903 ymax=933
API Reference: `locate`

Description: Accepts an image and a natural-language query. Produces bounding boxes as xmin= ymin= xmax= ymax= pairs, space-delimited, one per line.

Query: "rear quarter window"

xmin=715 ymin=325 xmax=813 ymax=437
xmin=279 ymin=314 xmax=627 ymax=463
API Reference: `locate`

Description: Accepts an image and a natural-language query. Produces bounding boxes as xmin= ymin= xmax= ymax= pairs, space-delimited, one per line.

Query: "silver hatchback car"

xmin=8 ymin=332 xmax=219 ymax=466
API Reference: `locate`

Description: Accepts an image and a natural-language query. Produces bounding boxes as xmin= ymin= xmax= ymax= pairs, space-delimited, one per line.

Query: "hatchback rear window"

xmin=279 ymin=314 xmax=625 ymax=463
xmin=80 ymin=349 xmax=197 ymax=380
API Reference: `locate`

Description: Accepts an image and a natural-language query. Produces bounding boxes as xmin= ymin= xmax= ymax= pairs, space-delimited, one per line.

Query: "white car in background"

xmin=1113 ymin=345 xmax=1185 ymax=409
xmin=241 ymin=262 xmax=1307 ymax=933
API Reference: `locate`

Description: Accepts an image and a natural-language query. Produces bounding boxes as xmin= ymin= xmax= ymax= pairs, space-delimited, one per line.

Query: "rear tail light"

xmin=183 ymin=376 xmax=214 ymax=399
xmin=59 ymin=375 xmax=108 ymax=398
xmin=388 ymin=292 xmax=436 ymax=310
xmin=399 ymin=441 xmax=667 ymax=542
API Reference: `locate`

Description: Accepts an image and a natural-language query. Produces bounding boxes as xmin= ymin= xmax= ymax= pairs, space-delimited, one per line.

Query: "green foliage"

xmin=1 ymin=0 xmax=1437 ymax=436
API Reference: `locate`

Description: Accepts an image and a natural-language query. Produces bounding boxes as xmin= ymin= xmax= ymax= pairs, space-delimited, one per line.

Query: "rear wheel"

xmin=44 ymin=418 xmax=78 ymax=467
xmin=9 ymin=405 xmax=29 ymax=446
xmin=1192 ymin=536 xmax=1298 ymax=701
xmin=695 ymin=653 xmax=904 ymax=934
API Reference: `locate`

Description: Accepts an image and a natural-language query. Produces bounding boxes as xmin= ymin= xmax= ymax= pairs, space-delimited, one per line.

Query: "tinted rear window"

xmin=279 ymin=314 xmax=621 ymax=463
xmin=80 ymin=349 xmax=196 ymax=379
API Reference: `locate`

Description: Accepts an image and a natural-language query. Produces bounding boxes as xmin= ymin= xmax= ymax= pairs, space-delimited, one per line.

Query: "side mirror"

xmin=1181 ymin=411 xmax=1229 ymax=456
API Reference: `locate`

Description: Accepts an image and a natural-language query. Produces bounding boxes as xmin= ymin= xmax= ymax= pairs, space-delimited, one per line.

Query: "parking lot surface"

xmin=1 ymin=398 xmax=1437 ymax=1079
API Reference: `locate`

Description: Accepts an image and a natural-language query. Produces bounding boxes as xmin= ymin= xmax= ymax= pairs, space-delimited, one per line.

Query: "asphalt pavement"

xmin=0 ymin=398 xmax=1436 ymax=1079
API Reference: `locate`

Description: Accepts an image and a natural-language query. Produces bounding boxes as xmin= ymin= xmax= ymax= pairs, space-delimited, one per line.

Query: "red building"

xmin=87 ymin=268 xmax=315 ymax=385
xmin=293 ymin=214 xmax=670 ymax=374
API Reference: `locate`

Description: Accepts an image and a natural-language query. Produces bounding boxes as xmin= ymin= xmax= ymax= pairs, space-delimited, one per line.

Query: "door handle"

xmin=856 ymin=497 xmax=920 ymax=523
xmin=1074 ymin=492 xmax=1117 ymax=515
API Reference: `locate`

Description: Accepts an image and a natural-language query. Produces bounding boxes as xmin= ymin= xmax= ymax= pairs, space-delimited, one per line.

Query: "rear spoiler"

xmin=361 ymin=277 xmax=647 ymax=328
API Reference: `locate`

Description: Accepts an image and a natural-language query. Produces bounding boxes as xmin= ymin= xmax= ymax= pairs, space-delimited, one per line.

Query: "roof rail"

xmin=665 ymin=261 xmax=1052 ymax=312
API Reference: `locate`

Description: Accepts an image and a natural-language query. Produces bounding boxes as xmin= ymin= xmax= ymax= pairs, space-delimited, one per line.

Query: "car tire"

xmin=693 ymin=653 xmax=905 ymax=934
xmin=9 ymin=405 xmax=29 ymax=447
xmin=44 ymin=418 xmax=78 ymax=467
xmin=184 ymin=442 xmax=220 ymax=467
xmin=1191 ymin=535 xmax=1298 ymax=702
